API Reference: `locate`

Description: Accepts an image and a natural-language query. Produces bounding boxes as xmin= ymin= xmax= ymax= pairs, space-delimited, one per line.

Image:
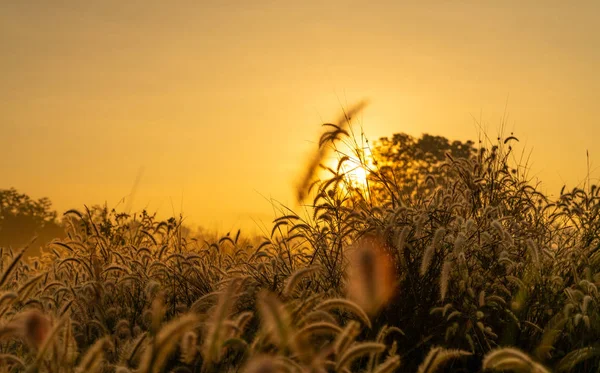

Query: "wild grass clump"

xmin=1 ymin=105 xmax=600 ymax=372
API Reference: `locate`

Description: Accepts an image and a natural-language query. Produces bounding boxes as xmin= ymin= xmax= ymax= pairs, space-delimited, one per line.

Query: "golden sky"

xmin=2 ymin=1 xmax=599 ymax=234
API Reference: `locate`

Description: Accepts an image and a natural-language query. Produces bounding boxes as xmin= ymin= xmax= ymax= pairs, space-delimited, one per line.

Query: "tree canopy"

xmin=368 ymin=133 xmax=477 ymax=203
xmin=0 ymin=188 xmax=64 ymax=251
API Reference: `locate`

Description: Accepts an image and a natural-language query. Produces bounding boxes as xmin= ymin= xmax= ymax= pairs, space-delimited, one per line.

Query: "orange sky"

xmin=2 ymin=1 xmax=599 ymax=234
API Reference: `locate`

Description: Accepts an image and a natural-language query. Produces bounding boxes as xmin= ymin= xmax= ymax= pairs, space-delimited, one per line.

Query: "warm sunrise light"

xmin=318 ymin=136 xmax=376 ymax=197
xmin=338 ymin=139 xmax=376 ymax=194
xmin=2 ymin=2 xmax=599 ymax=230
xmin=342 ymin=162 xmax=369 ymax=190
xmin=2 ymin=3 xmax=600 ymax=372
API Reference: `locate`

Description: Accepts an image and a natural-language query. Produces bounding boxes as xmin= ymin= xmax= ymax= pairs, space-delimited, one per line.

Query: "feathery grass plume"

xmin=316 ymin=298 xmax=372 ymax=329
xmin=74 ymin=336 xmax=110 ymax=373
xmin=189 ymin=292 xmax=221 ymax=313
xmin=335 ymin=342 xmax=385 ymax=371
xmin=491 ymin=219 xmax=503 ymax=236
xmin=234 ymin=311 xmax=254 ymax=334
xmin=525 ymin=238 xmax=541 ymax=268
xmin=478 ymin=290 xmax=486 ymax=307
xmin=394 ymin=225 xmax=411 ymax=266
xmin=420 ymin=246 xmax=434 ymax=276
xmin=203 ymin=278 xmax=242 ymax=364
xmin=582 ymin=294 xmax=592 ymax=314
xmin=257 ymin=290 xmax=295 ymax=352
xmin=439 ymin=260 xmax=452 ymax=300
xmin=144 ymin=280 xmax=162 ymax=300
xmin=283 ymin=266 xmax=319 ymax=298
xmin=115 ymin=319 xmax=131 ymax=339
xmin=345 ymin=234 xmax=395 ymax=316
xmin=28 ymin=316 xmax=68 ymax=370
xmin=16 ymin=273 xmax=45 ymax=303
xmin=373 ymin=355 xmax=401 ymax=373
xmin=534 ymin=313 xmax=567 ymax=360
xmin=367 ymin=325 xmax=404 ymax=371
xmin=378 ymin=325 xmax=404 ymax=344
xmin=333 ymin=321 xmax=360 ymax=355
xmin=0 ymin=353 xmax=25 ymax=369
xmin=139 ymin=313 xmax=199 ymax=373
xmin=290 ymin=293 xmax=322 ymax=321
xmin=556 ymin=346 xmax=600 ymax=372
xmin=13 ymin=309 xmax=51 ymax=350
xmin=243 ymin=355 xmax=288 ymax=373
xmin=296 ymin=100 xmax=368 ymax=203
xmin=61 ymin=317 xmax=78 ymax=365
xmin=150 ymin=292 xmax=166 ymax=335
xmin=0 ymin=291 xmax=18 ymax=311
xmin=420 ymin=228 xmax=443 ymax=276
xmin=483 ymin=347 xmax=550 ymax=373
xmin=433 ymin=227 xmax=446 ymax=247
xmin=299 ymin=309 xmax=338 ymax=326
xmin=0 ymin=247 xmax=26 ymax=288
xmin=465 ymin=334 xmax=475 ymax=352
xmin=220 ymin=337 xmax=247 ymax=354
xmin=294 ymin=321 xmax=342 ymax=342
xmin=417 ymin=346 xmax=472 ymax=373
xmin=394 ymin=226 xmax=410 ymax=249
xmin=180 ymin=331 xmax=198 ymax=364
xmin=121 ymin=332 xmax=147 ymax=368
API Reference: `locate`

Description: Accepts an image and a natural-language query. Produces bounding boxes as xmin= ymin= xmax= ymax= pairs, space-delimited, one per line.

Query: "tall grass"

xmin=1 ymin=107 xmax=599 ymax=372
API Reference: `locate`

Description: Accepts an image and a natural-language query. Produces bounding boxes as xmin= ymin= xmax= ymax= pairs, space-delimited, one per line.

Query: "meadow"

xmin=1 ymin=108 xmax=599 ymax=372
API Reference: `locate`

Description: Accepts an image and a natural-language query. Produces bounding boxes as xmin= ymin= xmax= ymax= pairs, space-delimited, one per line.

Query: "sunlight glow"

xmin=333 ymin=139 xmax=377 ymax=196
xmin=341 ymin=161 xmax=369 ymax=190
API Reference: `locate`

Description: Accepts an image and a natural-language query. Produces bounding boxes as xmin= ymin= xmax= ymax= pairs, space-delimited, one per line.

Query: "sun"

xmin=341 ymin=161 xmax=370 ymax=189
xmin=321 ymin=138 xmax=376 ymax=196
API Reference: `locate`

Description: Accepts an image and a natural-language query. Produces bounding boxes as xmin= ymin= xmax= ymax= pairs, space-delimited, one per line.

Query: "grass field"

xmin=1 ymin=115 xmax=599 ymax=372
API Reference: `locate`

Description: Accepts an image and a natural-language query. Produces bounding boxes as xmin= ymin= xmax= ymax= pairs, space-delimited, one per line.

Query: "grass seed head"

xmin=17 ymin=309 xmax=51 ymax=350
xmin=346 ymin=234 xmax=395 ymax=315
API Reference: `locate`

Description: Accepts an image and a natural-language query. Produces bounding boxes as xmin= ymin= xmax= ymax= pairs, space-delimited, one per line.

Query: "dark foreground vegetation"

xmin=1 ymin=110 xmax=600 ymax=372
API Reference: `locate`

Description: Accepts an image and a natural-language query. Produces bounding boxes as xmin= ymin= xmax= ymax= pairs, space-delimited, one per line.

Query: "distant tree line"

xmin=0 ymin=188 xmax=64 ymax=254
xmin=366 ymin=133 xmax=476 ymax=204
xmin=1 ymin=133 xmax=476 ymax=254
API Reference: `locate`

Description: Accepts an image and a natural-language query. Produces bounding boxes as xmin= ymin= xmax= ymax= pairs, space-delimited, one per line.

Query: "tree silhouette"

xmin=368 ymin=133 xmax=476 ymax=203
xmin=0 ymin=188 xmax=64 ymax=253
